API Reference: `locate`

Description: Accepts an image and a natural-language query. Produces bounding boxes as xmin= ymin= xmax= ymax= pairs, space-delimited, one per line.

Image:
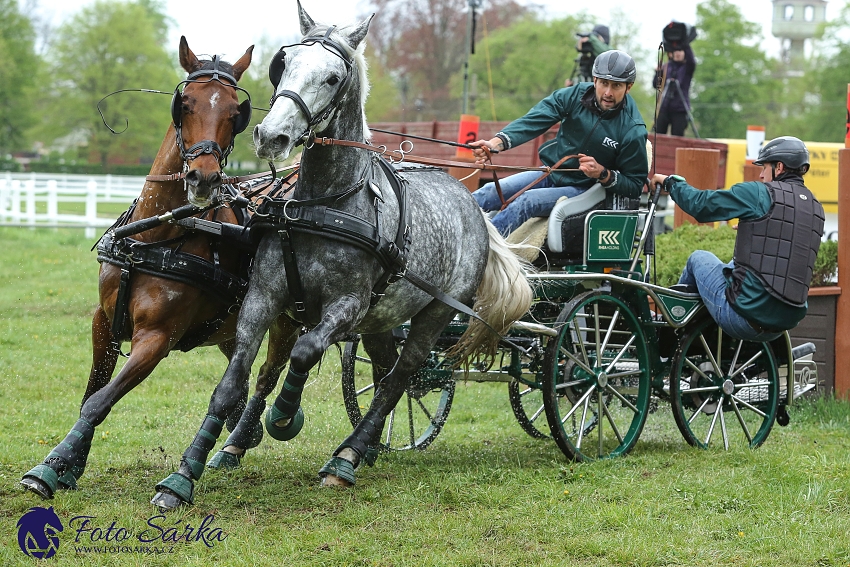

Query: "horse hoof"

xmin=265 ymin=406 xmax=304 ymax=441
xmin=207 ymin=450 xmax=241 ymax=470
xmin=318 ymin=456 xmax=355 ymax=487
xmin=20 ymin=464 xmax=59 ymax=499
xmin=150 ymin=489 xmax=187 ymax=511
xmin=152 ymin=472 xmax=194 ymax=510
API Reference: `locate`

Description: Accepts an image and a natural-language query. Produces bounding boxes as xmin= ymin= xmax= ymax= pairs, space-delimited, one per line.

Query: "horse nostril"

xmin=274 ymin=134 xmax=290 ymax=151
xmin=185 ymin=170 xmax=200 ymax=186
xmin=210 ymin=171 xmax=222 ymax=186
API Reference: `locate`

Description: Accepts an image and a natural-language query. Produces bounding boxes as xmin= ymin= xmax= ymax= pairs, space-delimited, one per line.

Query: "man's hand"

xmin=469 ymin=138 xmax=503 ymax=164
xmin=651 ymin=173 xmax=668 ymax=189
xmin=578 ymin=154 xmax=606 ymax=180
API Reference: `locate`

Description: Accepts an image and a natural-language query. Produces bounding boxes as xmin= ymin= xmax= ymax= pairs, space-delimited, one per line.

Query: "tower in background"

xmin=772 ymin=0 xmax=827 ymax=69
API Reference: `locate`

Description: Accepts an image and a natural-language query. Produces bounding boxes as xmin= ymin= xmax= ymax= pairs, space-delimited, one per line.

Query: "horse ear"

xmin=179 ymin=36 xmax=202 ymax=74
xmin=344 ymin=14 xmax=374 ymax=50
xmin=231 ymin=45 xmax=254 ymax=81
xmin=297 ymin=0 xmax=315 ymax=35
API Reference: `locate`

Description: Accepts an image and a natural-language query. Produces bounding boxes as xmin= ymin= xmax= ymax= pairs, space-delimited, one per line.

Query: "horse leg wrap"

xmin=181 ymin=415 xmax=223 ymax=480
xmin=22 ymin=418 xmax=95 ymax=496
xmin=152 ymin=472 xmax=195 ymax=507
xmin=265 ymin=369 xmax=308 ymax=441
xmin=207 ymin=397 xmax=266 ymax=470
xmin=334 ymin=414 xmax=385 ymax=468
xmin=273 ymin=368 xmax=309 ymax=417
xmin=318 ymin=456 xmax=356 ymax=485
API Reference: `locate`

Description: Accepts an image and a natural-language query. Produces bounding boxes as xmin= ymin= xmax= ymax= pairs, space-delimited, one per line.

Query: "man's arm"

xmin=653 ymin=175 xmax=770 ymax=223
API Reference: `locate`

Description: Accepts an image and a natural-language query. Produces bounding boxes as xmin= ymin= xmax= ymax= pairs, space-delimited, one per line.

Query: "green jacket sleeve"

xmin=669 ymin=179 xmax=771 ymax=223
xmin=498 ymin=89 xmax=576 ymax=149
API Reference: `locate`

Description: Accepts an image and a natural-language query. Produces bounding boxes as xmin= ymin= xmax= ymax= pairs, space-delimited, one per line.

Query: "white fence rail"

xmin=0 ymin=172 xmax=144 ymax=238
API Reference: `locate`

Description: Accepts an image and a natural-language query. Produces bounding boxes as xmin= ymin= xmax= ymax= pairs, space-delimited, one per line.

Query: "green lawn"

xmin=0 ymin=227 xmax=848 ymax=566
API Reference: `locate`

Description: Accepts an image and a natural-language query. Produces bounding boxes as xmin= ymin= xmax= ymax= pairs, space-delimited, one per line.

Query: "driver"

xmin=469 ymin=50 xmax=649 ymax=235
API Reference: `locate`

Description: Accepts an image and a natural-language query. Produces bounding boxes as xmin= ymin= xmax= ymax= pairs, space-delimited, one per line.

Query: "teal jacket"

xmin=496 ymin=83 xmax=648 ymax=198
xmin=669 ymin=177 xmax=809 ymax=330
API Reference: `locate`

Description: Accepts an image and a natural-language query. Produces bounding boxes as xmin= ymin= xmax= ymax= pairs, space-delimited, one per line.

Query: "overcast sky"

xmin=30 ymin=0 xmax=849 ymax=64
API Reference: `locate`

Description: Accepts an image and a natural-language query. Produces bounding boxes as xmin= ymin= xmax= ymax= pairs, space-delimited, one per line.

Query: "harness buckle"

xmin=294 ymin=301 xmax=306 ymax=312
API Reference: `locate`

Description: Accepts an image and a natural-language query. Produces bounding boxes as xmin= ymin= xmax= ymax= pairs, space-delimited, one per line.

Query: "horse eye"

xmin=327 ymin=75 xmax=340 ymax=86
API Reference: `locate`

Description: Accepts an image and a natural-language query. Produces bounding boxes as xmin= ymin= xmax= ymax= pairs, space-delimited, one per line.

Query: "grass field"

xmin=1 ymin=226 xmax=849 ymax=566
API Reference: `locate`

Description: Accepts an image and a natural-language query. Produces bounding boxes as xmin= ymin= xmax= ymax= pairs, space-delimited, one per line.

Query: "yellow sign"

xmin=712 ymin=138 xmax=842 ymax=213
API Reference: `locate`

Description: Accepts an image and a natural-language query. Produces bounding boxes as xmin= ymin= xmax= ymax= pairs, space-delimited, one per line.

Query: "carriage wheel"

xmin=542 ymin=291 xmax=652 ymax=461
xmin=670 ymin=318 xmax=779 ymax=450
xmin=508 ymin=378 xmax=549 ymax=439
xmin=340 ymin=336 xmax=454 ymax=451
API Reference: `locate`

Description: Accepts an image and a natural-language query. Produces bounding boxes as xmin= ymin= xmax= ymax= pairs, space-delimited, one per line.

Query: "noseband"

xmin=267 ymin=26 xmax=355 ymax=144
xmin=172 ymin=55 xmax=253 ymax=168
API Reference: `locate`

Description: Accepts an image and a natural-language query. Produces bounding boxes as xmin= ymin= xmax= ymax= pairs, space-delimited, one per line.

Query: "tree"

xmin=0 ymin=0 xmax=39 ymax=155
xmin=365 ymin=0 xmax=532 ymax=120
xmin=691 ymin=0 xmax=779 ymax=138
xmin=38 ymin=0 xmax=180 ymax=168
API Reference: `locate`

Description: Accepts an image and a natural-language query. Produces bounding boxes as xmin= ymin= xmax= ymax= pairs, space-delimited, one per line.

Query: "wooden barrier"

xmin=742 ymin=163 xmax=761 ymax=182
xmin=835 ymin=149 xmax=850 ymax=398
xmin=673 ymin=148 xmax=721 ymax=227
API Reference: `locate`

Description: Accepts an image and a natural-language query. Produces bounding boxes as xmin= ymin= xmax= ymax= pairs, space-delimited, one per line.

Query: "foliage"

xmin=691 ymin=0 xmax=779 ymax=139
xmin=365 ymin=0 xmax=532 ymax=120
xmin=655 ymin=222 xmax=838 ymax=289
xmin=1 ymin=227 xmax=850 ymax=566
xmin=0 ymin=0 xmax=39 ymax=153
xmin=812 ymin=238 xmax=838 ymax=287
xmin=36 ymin=0 xmax=180 ymax=168
xmin=466 ymin=14 xmax=584 ymax=120
xmin=654 ymin=222 xmax=736 ymax=287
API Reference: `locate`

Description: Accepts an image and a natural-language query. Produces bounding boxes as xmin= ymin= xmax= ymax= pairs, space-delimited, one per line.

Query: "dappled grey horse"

xmin=151 ymin=1 xmax=532 ymax=509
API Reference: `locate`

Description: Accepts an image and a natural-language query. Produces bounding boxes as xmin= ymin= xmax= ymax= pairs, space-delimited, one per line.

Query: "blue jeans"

xmin=472 ymin=170 xmax=586 ymax=235
xmin=679 ymin=250 xmax=782 ymax=342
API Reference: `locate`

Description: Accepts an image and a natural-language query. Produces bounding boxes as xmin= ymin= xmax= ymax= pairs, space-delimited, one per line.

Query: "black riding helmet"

xmin=592 ymin=50 xmax=637 ymax=83
xmin=753 ymin=136 xmax=810 ymax=172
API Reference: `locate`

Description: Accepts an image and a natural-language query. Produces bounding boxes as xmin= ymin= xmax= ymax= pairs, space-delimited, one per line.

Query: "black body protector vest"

xmin=731 ymin=179 xmax=824 ymax=307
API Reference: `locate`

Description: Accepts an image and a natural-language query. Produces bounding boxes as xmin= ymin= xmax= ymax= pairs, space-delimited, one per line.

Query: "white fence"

xmin=0 ymin=172 xmax=145 ymax=238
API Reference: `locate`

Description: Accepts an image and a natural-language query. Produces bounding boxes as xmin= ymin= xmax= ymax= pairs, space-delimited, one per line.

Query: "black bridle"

xmin=172 ymin=55 xmax=253 ymax=167
xmin=267 ymin=26 xmax=355 ymax=144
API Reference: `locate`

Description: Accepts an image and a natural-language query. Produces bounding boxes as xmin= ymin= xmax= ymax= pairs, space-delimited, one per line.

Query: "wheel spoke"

xmin=355 ymin=383 xmax=375 ymax=397
xmin=415 ymin=397 xmax=435 ymax=425
xmin=731 ymin=394 xmax=768 ymax=417
xmin=730 ymin=396 xmax=754 ymax=443
xmin=571 ymin=315 xmax=592 ymax=370
xmin=597 ymin=388 xmax=604 ymax=457
xmin=688 ymin=395 xmax=715 ymax=425
xmin=605 ymin=383 xmax=639 ymax=413
xmin=698 ymin=334 xmax=724 ymax=378
xmin=729 ymin=350 xmax=764 ymax=379
xmin=576 ymin=395 xmax=591 ymax=449
xmin=719 ymin=400 xmax=729 ymax=450
xmin=561 ymin=384 xmax=596 ymax=425
xmin=705 ymin=401 xmax=722 ymax=445
xmin=561 ymin=348 xmax=596 ymax=377
xmin=556 ymin=377 xmax=592 ymax=390
xmin=599 ymin=307 xmax=621 ymax=355
xmin=604 ymin=333 xmax=636 ymax=374
xmin=600 ymin=395 xmax=624 ymax=444
xmin=386 ymin=408 xmax=395 ymax=447
xmin=684 ymin=357 xmax=714 ymax=382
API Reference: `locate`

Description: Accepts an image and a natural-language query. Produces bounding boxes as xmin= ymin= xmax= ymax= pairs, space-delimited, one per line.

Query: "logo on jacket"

xmin=17 ymin=506 xmax=64 ymax=559
xmin=602 ymin=137 xmax=619 ymax=149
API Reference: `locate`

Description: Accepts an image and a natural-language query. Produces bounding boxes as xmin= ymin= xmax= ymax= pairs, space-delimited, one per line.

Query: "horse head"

xmin=254 ymin=1 xmax=373 ymax=161
xmin=174 ymin=37 xmax=253 ymax=206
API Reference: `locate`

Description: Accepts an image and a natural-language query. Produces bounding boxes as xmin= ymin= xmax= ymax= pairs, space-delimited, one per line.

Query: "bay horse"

xmin=151 ymin=1 xmax=532 ymax=510
xmin=21 ymin=37 xmax=300 ymax=500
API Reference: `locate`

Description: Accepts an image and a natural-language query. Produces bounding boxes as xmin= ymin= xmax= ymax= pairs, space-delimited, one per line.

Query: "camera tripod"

xmin=658 ymin=78 xmax=700 ymax=138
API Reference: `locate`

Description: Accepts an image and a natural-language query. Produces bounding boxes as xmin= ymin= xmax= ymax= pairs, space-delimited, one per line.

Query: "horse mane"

xmin=194 ymin=55 xmax=239 ymax=77
xmin=304 ymin=23 xmax=372 ymax=142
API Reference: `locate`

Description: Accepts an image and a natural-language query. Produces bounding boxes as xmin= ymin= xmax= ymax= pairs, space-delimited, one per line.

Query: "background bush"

xmin=654 ymin=223 xmax=838 ymax=288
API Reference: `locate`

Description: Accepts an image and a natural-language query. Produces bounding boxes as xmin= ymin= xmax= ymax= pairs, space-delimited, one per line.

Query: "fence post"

xmin=47 ymin=180 xmax=58 ymax=221
xmin=85 ymin=180 xmax=98 ymax=239
xmin=673 ymin=148 xmax=721 ymax=227
xmin=11 ymin=179 xmax=21 ymax=223
xmin=834 ymin=149 xmax=850 ymax=398
xmin=25 ymin=179 xmax=36 ymax=227
xmin=0 ymin=179 xmax=7 ymax=220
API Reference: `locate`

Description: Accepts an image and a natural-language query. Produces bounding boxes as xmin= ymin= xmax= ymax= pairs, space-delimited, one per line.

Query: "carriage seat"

xmin=546 ymin=182 xmax=604 ymax=253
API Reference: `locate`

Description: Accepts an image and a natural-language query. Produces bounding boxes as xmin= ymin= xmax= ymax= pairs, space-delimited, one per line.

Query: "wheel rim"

xmin=340 ymin=337 xmax=454 ymax=451
xmin=670 ymin=319 xmax=779 ymax=450
xmin=542 ymin=291 xmax=651 ymax=461
xmin=508 ymin=378 xmax=549 ymax=439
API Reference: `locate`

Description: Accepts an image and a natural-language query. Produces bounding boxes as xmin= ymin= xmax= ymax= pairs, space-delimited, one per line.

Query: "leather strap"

xmin=498 ymin=154 xmax=578 ymax=211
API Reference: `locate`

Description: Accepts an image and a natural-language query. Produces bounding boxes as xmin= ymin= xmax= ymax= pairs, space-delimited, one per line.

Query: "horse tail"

xmin=449 ymin=216 xmax=534 ymax=366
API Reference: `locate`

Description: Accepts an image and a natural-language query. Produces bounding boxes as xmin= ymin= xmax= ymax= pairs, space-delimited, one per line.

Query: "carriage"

xmin=340 ymin=185 xmax=820 ymax=460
